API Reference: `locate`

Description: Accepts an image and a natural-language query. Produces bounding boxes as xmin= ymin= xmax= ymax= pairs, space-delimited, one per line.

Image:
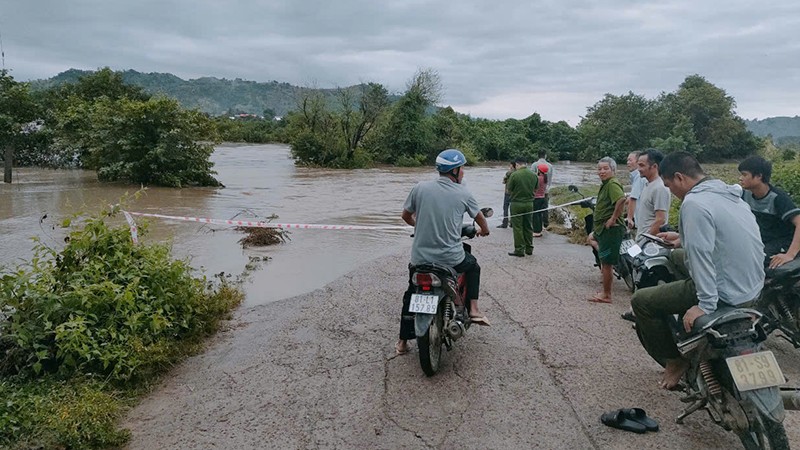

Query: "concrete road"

xmin=123 ymin=231 xmax=800 ymax=449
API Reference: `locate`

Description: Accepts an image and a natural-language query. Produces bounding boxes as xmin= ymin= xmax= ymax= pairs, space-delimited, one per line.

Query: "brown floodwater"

xmin=0 ymin=144 xmax=598 ymax=306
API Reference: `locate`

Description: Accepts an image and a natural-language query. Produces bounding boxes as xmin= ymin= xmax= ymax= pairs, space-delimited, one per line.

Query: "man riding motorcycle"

xmin=631 ymin=152 xmax=764 ymax=389
xmin=396 ymin=149 xmax=490 ymax=355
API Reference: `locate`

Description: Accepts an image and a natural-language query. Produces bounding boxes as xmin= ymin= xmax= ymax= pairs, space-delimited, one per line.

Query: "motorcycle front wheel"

xmin=418 ymin=301 xmax=444 ymax=376
xmin=737 ymin=412 xmax=789 ymax=450
xmin=617 ymin=258 xmax=635 ymax=292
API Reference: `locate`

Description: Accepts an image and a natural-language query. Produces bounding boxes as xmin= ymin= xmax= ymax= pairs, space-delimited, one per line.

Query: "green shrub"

xmin=0 ymin=378 xmax=129 ymax=449
xmin=0 ymin=204 xmax=244 ymax=448
xmin=773 ymin=160 xmax=800 ymax=203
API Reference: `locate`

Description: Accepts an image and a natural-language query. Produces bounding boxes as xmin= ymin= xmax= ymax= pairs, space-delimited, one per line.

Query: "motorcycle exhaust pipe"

xmin=781 ymin=388 xmax=800 ymax=411
xmin=447 ymin=321 xmax=465 ymax=340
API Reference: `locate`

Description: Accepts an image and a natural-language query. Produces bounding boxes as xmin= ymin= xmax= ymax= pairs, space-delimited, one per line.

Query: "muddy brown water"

xmin=0 ymin=144 xmax=598 ymax=306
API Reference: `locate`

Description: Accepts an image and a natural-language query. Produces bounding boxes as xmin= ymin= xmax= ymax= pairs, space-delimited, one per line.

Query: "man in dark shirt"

xmin=739 ymin=156 xmax=800 ymax=269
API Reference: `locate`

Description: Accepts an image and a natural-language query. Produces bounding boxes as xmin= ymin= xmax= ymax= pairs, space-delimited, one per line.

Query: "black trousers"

xmin=399 ymin=253 xmax=480 ymax=340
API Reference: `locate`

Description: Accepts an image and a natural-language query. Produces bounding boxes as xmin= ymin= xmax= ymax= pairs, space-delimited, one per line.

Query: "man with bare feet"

xmin=631 ymin=152 xmax=764 ymax=389
xmin=396 ymin=149 xmax=491 ymax=356
xmin=586 ymin=157 xmax=626 ymax=304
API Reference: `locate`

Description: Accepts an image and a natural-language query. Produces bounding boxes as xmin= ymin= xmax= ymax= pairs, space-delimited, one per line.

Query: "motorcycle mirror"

xmin=481 ymin=207 xmax=494 ymax=218
xmin=568 ymin=185 xmax=579 ymax=193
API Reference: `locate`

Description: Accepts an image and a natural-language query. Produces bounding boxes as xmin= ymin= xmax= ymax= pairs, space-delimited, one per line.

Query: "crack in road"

xmin=483 ymin=289 xmax=602 ymax=450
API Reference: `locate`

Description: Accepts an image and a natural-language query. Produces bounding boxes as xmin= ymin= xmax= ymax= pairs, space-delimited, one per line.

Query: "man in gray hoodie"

xmin=631 ymin=152 xmax=764 ymax=390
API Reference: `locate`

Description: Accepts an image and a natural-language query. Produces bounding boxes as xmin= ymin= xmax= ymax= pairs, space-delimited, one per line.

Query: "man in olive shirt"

xmin=506 ymin=157 xmax=538 ymax=256
xmin=587 ymin=157 xmax=627 ymax=303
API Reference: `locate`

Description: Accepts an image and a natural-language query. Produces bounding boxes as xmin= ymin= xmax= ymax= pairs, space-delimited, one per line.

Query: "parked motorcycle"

xmin=408 ymin=208 xmax=492 ymax=376
xmin=630 ymin=232 xmax=678 ymax=289
xmin=757 ymin=257 xmax=800 ymax=349
xmin=637 ymin=307 xmax=790 ymax=449
xmin=568 ymin=185 xmax=635 ymax=291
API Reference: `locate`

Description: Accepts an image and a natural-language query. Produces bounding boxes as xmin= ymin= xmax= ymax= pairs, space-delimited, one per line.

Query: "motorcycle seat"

xmin=690 ymin=306 xmax=756 ymax=335
xmin=765 ymin=256 xmax=800 ymax=281
xmin=411 ymin=263 xmax=458 ymax=280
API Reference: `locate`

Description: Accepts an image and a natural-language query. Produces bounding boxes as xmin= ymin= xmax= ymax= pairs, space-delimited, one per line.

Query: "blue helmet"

xmin=435 ymin=149 xmax=467 ymax=173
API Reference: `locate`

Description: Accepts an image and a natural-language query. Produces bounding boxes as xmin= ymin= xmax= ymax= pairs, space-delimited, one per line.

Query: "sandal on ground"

xmin=588 ymin=294 xmax=612 ymax=304
xmin=469 ymin=315 xmax=491 ymax=326
xmin=600 ymin=409 xmax=647 ymax=434
xmin=621 ymin=408 xmax=659 ymax=432
xmin=395 ymin=341 xmax=410 ymax=355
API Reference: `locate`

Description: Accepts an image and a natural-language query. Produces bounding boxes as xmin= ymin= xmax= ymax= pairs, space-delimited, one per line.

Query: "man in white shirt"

xmin=626 ymin=151 xmax=646 ymax=231
xmin=635 ymin=148 xmax=671 ymax=237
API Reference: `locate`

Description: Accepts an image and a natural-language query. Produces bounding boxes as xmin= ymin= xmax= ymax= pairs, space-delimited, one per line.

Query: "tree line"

xmin=1 ymin=67 xmax=793 ymax=187
xmin=285 ymin=71 xmax=767 ymax=168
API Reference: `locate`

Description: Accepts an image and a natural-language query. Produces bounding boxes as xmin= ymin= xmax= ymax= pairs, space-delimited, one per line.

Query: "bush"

xmin=0 ymin=378 xmax=129 ymax=449
xmin=773 ymin=160 xmax=800 ymax=203
xmin=0 ymin=204 xmax=244 ymax=448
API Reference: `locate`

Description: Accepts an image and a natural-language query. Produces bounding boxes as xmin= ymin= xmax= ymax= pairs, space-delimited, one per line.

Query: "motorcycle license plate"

xmin=726 ymin=351 xmax=785 ymax=392
xmin=619 ymin=239 xmax=635 ymax=255
xmin=409 ymin=294 xmax=438 ymax=314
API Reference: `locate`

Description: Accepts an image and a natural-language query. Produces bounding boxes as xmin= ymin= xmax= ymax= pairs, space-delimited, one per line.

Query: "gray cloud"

xmin=3 ymin=0 xmax=799 ymax=124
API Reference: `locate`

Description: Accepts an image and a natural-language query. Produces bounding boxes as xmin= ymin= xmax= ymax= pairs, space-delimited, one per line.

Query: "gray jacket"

xmin=680 ymin=179 xmax=764 ymax=313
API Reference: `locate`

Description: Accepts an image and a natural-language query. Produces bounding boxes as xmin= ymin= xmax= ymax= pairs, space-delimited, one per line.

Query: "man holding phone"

xmin=631 ymin=152 xmax=764 ymax=390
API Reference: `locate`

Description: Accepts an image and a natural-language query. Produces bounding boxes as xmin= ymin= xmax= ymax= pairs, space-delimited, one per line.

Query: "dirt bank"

xmin=123 ymin=231 xmax=800 ymax=449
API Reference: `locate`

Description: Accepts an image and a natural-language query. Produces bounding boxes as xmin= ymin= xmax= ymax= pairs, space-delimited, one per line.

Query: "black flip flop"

xmin=621 ymin=408 xmax=659 ymax=431
xmin=600 ymin=409 xmax=647 ymax=434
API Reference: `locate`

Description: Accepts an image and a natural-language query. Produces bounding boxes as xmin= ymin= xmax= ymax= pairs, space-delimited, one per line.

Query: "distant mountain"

xmin=744 ymin=116 xmax=800 ymax=145
xmin=28 ymin=69 xmax=385 ymax=117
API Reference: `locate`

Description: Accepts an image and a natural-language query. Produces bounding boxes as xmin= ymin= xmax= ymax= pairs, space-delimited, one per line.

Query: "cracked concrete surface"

xmin=123 ymin=231 xmax=800 ymax=449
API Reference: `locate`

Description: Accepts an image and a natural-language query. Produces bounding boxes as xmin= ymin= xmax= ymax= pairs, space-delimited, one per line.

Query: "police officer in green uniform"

xmin=506 ymin=157 xmax=538 ymax=256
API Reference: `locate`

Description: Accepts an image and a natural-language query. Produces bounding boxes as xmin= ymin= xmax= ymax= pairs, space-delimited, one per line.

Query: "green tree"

xmin=55 ymin=96 xmax=220 ymax=186
xmin=0 ymin=70 xmax=39 ymax=177
xmin=577 ymin=92 xmax=657 ymax=161
xmin=546 ymin=121 xmax=581 ymax=161
xmin=659 ymin=75 xmax=757 ymax=160
xmin=381 ymin=69 xmax=441 ymax=163
xmin=338 ymin=82 xmax=390 ymax=160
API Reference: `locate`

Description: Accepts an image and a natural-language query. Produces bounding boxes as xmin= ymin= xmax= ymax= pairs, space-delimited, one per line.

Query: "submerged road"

xmin=123 ymin=231 xmax=800 ymax=449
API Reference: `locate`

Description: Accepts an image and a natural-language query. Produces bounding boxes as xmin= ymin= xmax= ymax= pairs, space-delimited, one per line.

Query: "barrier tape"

xmin=122 ymin=211 xmax=139 ymax=244
xmin=499 ymin=197 xmax=595 ymax=221
xmin=123 ymin=211 xmax=412 ymax=231
xmin=121 ymin=197 xmax=593 ymax=243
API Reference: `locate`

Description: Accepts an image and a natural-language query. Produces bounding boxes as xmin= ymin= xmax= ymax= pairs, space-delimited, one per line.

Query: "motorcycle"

xmin=408 ymin=207 xmax=492 ymax=376
xmin=568 ymin=185 xmax=636 ymax=291
xmin=629 ymin=232 xmax=678 ymax=289
xmin=757 ymin=257 xmax=800 ymax=348
xmin=637 ymin=307 xmax=790 ymax=449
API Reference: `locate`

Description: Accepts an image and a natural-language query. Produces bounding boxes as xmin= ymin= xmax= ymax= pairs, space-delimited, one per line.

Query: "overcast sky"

xmin=3 ymin=0 xmax=799 ymax=124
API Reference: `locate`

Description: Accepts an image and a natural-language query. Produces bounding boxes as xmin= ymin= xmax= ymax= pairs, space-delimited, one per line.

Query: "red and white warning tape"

xmin=123 ymin=211 xmax=412 ymax=231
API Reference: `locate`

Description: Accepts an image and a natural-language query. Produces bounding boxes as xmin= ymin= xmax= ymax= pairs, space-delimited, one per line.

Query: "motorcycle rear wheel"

xmin=418 ymin=303 xmax=444 ymax=376
xmin=737 ymin=412 xmax=789 ymax=450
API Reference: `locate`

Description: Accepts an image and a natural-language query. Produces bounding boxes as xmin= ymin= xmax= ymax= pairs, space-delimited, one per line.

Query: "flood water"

xmin=0 ymin=144 xmax=598 ymax=306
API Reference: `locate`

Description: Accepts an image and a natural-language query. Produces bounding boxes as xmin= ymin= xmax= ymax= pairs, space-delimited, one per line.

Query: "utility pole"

xmin=3 ymin=146 xmax=11 ymax=183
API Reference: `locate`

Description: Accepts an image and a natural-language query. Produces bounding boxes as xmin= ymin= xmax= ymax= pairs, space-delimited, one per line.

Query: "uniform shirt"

xmin=634 ymin=177 xmax=671 ymax=234
xmin=507 ymin=167 xmax=538 ymax=203
xmin=404 ymin=176 xmax=480 ymax=267
xmin=742 ymin=185 xmax=800 ymax=256
xmin=594 ymin=177 xmax=625 ymax=236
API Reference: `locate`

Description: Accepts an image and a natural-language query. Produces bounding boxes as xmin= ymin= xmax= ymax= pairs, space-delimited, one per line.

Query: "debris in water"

xmin=236 ymin=214 xmax=291 ymax=248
